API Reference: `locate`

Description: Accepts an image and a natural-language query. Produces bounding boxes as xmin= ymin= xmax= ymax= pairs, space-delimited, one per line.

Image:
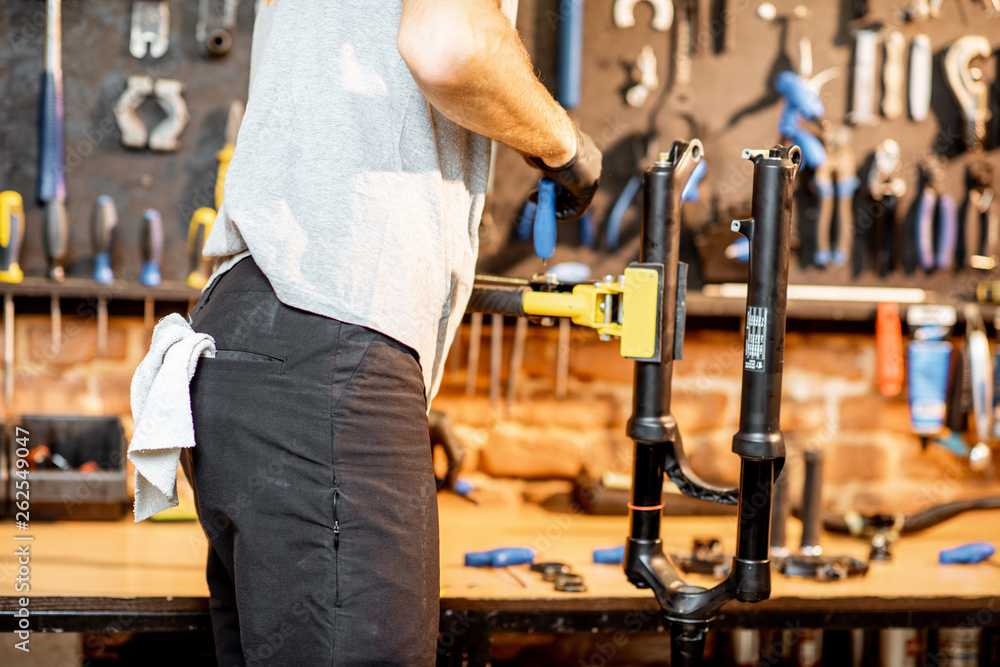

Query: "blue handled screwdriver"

xmin=38 ymin=0 xmax=68 ymax=283
xmin=465 ymin=547 xmax=535 ymax=587
xmin=140 ymin=209 xmax=164 ymax=287
xmin=940 ymin=542 xmax=998 ymax=567
xmin=91 ymin=195 xmax=118 ymax=285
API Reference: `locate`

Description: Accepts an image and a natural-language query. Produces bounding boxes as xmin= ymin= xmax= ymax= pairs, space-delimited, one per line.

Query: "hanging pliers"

xmin=860 ymin=139 xmax=906 ymax=276
xmin=960 ymin=161 xmax=996 ymax=271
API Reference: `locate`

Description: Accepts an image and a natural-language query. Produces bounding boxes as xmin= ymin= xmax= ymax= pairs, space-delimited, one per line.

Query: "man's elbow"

xmin=398 ymin=22 xmax=478 ymax=91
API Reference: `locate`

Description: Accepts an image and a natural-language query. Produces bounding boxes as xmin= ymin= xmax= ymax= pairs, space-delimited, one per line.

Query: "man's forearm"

xmin=398 ymin=0 xmax=578 ymax=167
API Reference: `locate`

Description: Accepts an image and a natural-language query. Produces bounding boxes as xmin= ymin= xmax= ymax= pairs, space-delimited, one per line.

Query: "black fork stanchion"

xmin=624 ymin=143 xmax=801 ymax=664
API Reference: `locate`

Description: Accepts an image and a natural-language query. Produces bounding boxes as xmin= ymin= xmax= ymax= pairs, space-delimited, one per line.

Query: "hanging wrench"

xmin=626 ymin=45 xmax=659 ymax=107
xmin=197 ymin=0 xmax=240 ymax=56
xmin=944 ymin=35 xmax=992 ymax=153
xmin=130 ymin=1 xmax=169 ymax=59
xmin=613 ymin=0 xmax=673 ymax=31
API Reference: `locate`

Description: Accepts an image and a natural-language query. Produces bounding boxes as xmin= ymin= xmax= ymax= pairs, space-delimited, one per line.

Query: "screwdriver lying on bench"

xmin=939 ymin=542 xmax=999 ymax=568
xmin=465 ymin=547 xmax=535 ymax=587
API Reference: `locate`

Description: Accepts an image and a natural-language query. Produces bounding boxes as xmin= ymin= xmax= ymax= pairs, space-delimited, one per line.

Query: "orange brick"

xmin=670 ymin=392 xmax=730 ymax=432
xmin=431 ymin=394 xmax=498 ymax=428
xmin=899 ymin=440 xmax=967 ymax=481
xmin=568 ymin=340 xmax=633 ymax=384
xmin=823 ymin=439 xmax=891 ymax=483
xmin=673 ymin=332 xmax=744 ymax=382
xmin=96 ymin=372 xmax=135 ymax=416
xmin=27 ymin=318 xmax=127 ymax=367
xmin=783 ymin=333 xmax=868 ymax=381
xmin=779 ymin=399 xmax=827 ymax=432
xmin=839 ymin=395 xmax=911 ymax=433
xmin=506 ymin=396 xmax=616 ymax=430
xmin=683 ymin=430 xmax=741 ymax=487
xmin=479 ymin=425 xmax=585 ymax=479
xmin=12 ymin=372 xmax=88 ymax=415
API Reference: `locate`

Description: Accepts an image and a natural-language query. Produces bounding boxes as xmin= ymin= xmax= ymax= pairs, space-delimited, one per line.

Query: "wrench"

xmin=626 ymin=45 xmax=659 ymax=107
xmin=944 ymin=35 xmax=992 ymax=153
xmin=130 ymin=1 xmax=169 ymax=59
xmin=613 ymin=0 xmax=673 ymax=31
xmin=197 ymin=0 xmax=240 ymax=56
xmin=881 ymin=31 xmax=906 ymax=120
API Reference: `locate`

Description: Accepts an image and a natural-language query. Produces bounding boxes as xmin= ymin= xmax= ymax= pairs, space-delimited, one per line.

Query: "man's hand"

xmin=526 ymin=129 xmax=602 ymax=221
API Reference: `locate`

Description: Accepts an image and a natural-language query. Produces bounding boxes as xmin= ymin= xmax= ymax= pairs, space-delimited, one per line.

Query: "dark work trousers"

xmin=182 ymin=256 xmax=439 ymax=666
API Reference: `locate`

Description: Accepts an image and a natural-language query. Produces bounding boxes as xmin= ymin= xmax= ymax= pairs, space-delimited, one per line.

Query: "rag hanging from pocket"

xmin=129 ymin=313 xmax=216 ymax=521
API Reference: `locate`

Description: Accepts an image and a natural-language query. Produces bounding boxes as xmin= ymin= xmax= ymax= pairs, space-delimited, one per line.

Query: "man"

xmin=185 ymin=0 xmax=602 ymax=664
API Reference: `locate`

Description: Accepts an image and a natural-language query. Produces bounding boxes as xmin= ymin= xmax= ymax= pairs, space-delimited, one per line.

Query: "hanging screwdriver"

xmin=140 ymin=209 xmax=163 ymax=287
xmin=38 ymin=0 xmax=68 ymax=283
xmin=91 ymin=195 xmax=117 ymax=285
xmin=91 ymin=196 xmax=117 ymax=358
xmin=186 ymin=207 xmax=215 ymax=288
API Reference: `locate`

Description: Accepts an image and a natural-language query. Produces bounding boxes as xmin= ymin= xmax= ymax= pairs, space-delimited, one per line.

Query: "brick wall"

xmin=434 ymin=321 xmax=1000 ymax=515
xmin=6 ymin=313 xmax=997 ymax=515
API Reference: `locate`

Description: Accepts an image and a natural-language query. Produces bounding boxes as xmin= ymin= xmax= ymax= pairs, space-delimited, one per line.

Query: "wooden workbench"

xmin=2 ymin=495 xmax=999 ymax=660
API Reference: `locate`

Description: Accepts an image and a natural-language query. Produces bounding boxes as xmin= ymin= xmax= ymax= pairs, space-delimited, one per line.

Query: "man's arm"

xmin=397 ymin=0 xmax=577 ymax=168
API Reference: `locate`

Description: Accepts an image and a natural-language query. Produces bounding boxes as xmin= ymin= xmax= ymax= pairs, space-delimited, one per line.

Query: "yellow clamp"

xmin=521 ymin=266 xmax=661 ymax=360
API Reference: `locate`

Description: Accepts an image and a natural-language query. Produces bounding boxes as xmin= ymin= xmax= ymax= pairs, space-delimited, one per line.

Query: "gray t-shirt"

xmin=204 ymin=0 xmax=516 ymax=402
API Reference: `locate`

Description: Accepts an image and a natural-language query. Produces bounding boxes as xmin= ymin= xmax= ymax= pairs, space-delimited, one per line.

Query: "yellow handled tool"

xmin=0 ymin=191 xmax=25 ymax=283
xmin=186 ymin=207 xmax=216 ymax=288
xmin=215 ymin=100 xmax=244 ymax=210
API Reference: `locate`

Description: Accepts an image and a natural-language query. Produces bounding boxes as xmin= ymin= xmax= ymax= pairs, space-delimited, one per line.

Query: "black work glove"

xmin=525 ymin=128 xmax=602 ymax=222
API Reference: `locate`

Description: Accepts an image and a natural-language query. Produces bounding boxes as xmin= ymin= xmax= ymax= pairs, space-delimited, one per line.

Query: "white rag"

xmin=129 ymin=313 xmax=216 ymax=521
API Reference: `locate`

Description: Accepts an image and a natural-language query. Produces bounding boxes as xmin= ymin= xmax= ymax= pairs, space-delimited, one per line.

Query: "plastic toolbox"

xmin=12 ymin=415 xmax=129 ymax=521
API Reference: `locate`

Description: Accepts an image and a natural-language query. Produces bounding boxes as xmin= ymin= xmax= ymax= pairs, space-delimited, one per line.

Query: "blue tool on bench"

xmin=939 ymin=542 xmax=996 ymax=565
xmin=464 ymin=547 xmax=535 ymax=568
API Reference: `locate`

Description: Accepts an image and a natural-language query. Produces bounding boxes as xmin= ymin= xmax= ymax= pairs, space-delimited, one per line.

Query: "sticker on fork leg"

xmin=744 ymin=307 xmax=768 ymax=371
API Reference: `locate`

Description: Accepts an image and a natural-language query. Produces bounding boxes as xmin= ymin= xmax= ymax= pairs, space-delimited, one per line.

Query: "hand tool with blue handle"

xmin=464 ymin=547 xmax=535 ymax=567
xmin=607 ymin=158 xmax=705 ymax=251
xmin=774 ymin=71 xmax=827 ymax=169
xmin=533 ymin=178 xmax=558 ymax=259
xmin=557 ymin=0 xmax=583 ymax=110
xmin=140 ymin=210 xmax=163 ymax=287
xmin=593 ymin=545 xmax=625 ymax=564
xmin=38 ymin=0 xmax=68 ymax=283
xmin=939 ymin=542 xmax=997 ymax=566
xmin=91 ymin=195 xmax=118 ymax=359
xmin=935 ymin=195 xmax=958 ymax=271
xmin=91 ymin=196 xmax=117 ymax=285
xmin=915 ymin=187 xmax=938 ymax=272
xmin=528 ymin=177 xmax=596 ymax=258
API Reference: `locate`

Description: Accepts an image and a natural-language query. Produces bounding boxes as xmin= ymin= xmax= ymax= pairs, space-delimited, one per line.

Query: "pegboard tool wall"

xmin=0 ymin=1 xmax=254 ymax=284
xmin=486 ymin=0 xmax=1000 ymax=292
xmin=0 ymin=1 xmax=998 ymax=297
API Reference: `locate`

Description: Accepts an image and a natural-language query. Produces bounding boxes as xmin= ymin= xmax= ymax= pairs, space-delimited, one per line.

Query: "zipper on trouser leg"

xmin=333 ymin=488 xmax=341 ymax=606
